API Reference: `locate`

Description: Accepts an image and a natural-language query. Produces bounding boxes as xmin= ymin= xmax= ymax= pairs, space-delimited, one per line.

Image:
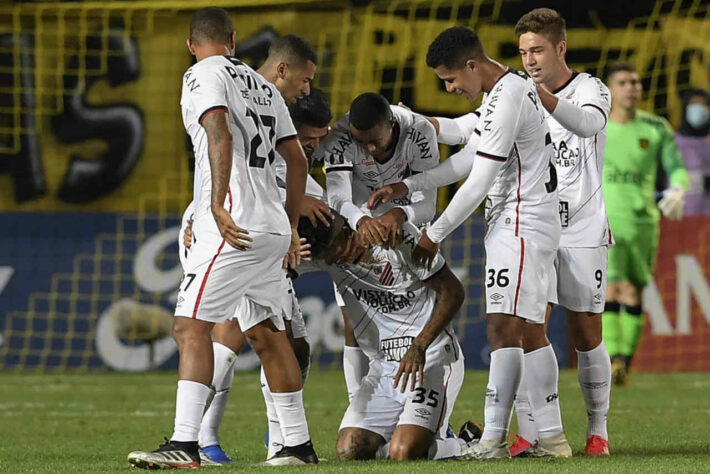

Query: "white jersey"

xmin=547 ymin=72 xmax=612 ymax=247
xmin=323 ymin=223 xmax=459 ymax=377
xmin=272 ymin=153 xmax=326 ymax=202
xmin=316 ymin=105 xmax=439 ymax=229
xmin=477 ymin=69 xmax=560 ymax=250
xmin=181 ymin=55 xmax=296 ymax=236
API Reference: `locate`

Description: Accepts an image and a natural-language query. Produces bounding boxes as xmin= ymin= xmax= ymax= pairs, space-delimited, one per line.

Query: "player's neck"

xmin=610 ymin=106 xmax=636 ymax=124
xmin=257 ymin=62 xmax=278 ymax=84
xmin=544 ymin=65 xmax=574 ymax=93
xmin=481 ymin=60 xmax=508 ymax=93
xmin=195 ymin=44 xmax=232 ymax=62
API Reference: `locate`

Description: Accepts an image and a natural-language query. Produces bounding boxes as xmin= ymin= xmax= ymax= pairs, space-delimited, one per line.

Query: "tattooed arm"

xmin=202 ymin=110 xmax=252 ymax=250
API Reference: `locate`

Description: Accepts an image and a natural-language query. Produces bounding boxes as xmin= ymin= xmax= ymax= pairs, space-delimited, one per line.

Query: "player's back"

xmin=481 ymin=69 xmax=560 ymax=250
xmin=181 ymin=55 xmax=294 ymax=236
xmin=547 ymin=72 xmax=611 ymax=247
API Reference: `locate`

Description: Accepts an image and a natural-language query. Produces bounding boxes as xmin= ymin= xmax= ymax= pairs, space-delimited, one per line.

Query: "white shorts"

xmin=283 ymin=275 xmax=308 ymax=340
xmin=484 ymin=233 xmax=555 ymax=324
xmin=551 ymin=246 xmax=608 ymax=313
xmin=339 ymin=357 xmax=464 ymax=440
xmin=175 ymin=230 xmax=289 ymax=331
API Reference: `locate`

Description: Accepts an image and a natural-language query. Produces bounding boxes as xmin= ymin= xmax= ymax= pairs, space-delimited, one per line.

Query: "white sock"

xmin=199 ymin=343 xmax=237 ymax=447
xmin=482 ymin=347 xmax=523 ymax=441
xmin=261 ymin=367 xmax=284 ymax=458
xmin=577 ymin=341 xmax=611 ymax=440
xmin=343 ymin=346 xmax=369 ymax=402
xmin=525 ymin=345 xmax=563 ymax=439
xmin=172 ymin=380 xmax=211 ymax=442
xmin=375 ymin=442 xmax=390 ymax=459
xmin=271 ymin=389 xmax=310 ymax=447
xmin=514 ymin=366 xmax=538 ymax=443
xmin=428 ymin=437 xmax=468 ymax=460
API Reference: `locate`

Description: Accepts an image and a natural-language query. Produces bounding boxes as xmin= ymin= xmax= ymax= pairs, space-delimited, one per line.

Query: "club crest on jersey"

xmin=639 ymin=138 xmax=649 ymax=149
xmin=379 ymin=262 xmax=395 ymax=286
xmin=380 ymin=336 xmax=413 ymax=361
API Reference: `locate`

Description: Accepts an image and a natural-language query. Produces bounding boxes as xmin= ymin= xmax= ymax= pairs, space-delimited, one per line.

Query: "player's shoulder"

xmin=492 ymin=68 xmax=532 ymax=102
xmin=319 ymin=114 xmax=357 ymax=165
xmin=571 ymin=72 xmax=610 ymax=96
xmin=636 ymin=109 xmax=673 ymax=132
xmin=398 ymin=222 xmax=423 ymax=253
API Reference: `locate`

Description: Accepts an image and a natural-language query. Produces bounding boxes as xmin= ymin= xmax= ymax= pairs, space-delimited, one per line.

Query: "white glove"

xmin=658 ymin=186 xmax=686 ymax=221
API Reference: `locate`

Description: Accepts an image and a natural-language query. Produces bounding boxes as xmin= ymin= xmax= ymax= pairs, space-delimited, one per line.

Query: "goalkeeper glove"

xmin=658 ymin=186 xmax=686 ymax=221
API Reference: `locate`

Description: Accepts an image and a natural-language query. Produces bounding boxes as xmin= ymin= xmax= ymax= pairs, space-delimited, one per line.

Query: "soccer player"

xmin=373 ymin=26 xmax=560 ymax=459
xmin=257 ymin=34 xmax=316 ymax=105
xmin=127 ymin=8 xmax=314 ymax=469
xmin=601 ymin=62 xmax=689 ymax=385
xmin=317 ymin=92 xmax=438 ymax=247
xmin=296 ymin=211 xmax=467 ymax=461
xmin=510 ymin=8 xmax=612 ymax=457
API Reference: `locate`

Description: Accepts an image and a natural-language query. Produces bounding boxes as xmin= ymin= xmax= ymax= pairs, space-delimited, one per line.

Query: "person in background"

xmin=675 ymin=89 xmax=710 ymax=215
xmin=601 ymin=62 xmax=690 ymax=386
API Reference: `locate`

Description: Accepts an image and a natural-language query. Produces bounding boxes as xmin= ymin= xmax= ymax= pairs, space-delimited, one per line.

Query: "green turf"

xmin=1 ymin=370 xmax=709 ymax=473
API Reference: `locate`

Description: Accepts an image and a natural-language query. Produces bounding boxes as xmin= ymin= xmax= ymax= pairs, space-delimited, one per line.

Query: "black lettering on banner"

xmin=183 ymin=273 xmax=197 ymax=291
xmin=595 ymin=269 xmax=603 ymax=289
xmin=412 ymin=388 xmax=440 ymax=408
xmin=51 ymin=28 xmax=143 ymax=202
xmin=487 ymin=268 xmax=510 ymax=288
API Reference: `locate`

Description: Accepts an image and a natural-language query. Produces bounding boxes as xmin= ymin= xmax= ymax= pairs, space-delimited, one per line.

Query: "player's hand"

xmin=412 ymin=230 xmax=439 ymax=270
xmin=394 ymin=343 xmax=426 ymax=393
xmin=286 ymin=228 xmax=302 ymax=269
xmin=212 ymin=206 xmax=252 ymax=250
xmin=357 ymin=216 xmax=388 ymax=247
xmin=283 ymin=237 xmax=311 ymax=268
xmin=300 ymin=195 xmax=334 ymax=227
xmin=659 ymin=186 xmax=686 ymax=221
xmin=184 ymin=219 xmax=193 ymax=249
xmin=336 ymin=229 xmax=369 ymax=265
xmin=376 ymin=208 xmax=406 ymax=249
xmin=367 ymin=182 xmax=410 ymax=210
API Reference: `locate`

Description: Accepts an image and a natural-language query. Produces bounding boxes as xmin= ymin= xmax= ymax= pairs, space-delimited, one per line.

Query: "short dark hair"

xmin=289 ymin=88 xmax=332 ymax=128
xmin=297 ymin=212 xmax=341 ymax=259
xmin=349 ymin=93 xmax=392 ymax=130
xmin=514 ymin=8 xmax=567 ymax=44
xmin=189 ymin=7 xmax=233 ymax=45
xmin=268 ymin=34 xmax=317 ymax=67
xmin=426 ymin=26 xmax=485 ymax=70
xmin=605 ymin=61 xmax=638 ymax=81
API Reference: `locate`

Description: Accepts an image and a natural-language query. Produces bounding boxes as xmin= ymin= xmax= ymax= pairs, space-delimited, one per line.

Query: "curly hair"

xmin=426 ymin=26 xmax=485 ymax=70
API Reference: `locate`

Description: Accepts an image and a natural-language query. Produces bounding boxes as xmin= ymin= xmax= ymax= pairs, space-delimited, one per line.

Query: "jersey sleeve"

xmin=659 ymin=118 xmax=690 ymax=189
xmin=398 ymin=223 xmax=446 ymax=280
xmin=397 ymin=120 xmax=439 ymax=224
xmin=323 ymin=123 xmax=366 ymax=228
xmin=435 ymin=109 xmax=481 ymax=145
xmin=551 ymin=76 xmax=610 ymax=137
xmin=475 ymin=82 xmax=524 ymax=163
xmin=183 ymin=65 xmax=228 ymax=125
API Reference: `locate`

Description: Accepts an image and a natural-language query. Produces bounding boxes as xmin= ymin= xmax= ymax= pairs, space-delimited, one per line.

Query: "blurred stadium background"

xmin=0 ymin=0 xmax=708 ymax=376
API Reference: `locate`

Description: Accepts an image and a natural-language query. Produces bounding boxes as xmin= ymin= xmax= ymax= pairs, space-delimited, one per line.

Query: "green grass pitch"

xmin=1 ymin=370 xmax=709 ymax=473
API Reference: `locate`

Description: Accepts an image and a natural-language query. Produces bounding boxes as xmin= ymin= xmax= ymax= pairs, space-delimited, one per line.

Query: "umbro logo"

xmin=362 ymin=171 xmax=379 ymax=179
xmin=490 ymin=293 xmax=504 ymax=304
xmin=594 ymin=293 xmax=602 ymax=304
xmin=176 ymin=296 xmax=185 ymax=306
xmin=546 ymin=393 xmax=559 ymax=403
xmin=415 ymin=408 xmax=431 ymax=417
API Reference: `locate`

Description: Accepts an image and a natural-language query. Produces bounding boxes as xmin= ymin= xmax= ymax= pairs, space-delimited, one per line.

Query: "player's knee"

xmin=171 ymin=318 xmax=209 ymax=348
xmin=335 ymin=430 xmax=378 ymax=461
xmin=389 ymin=439 xmax=426 ymax=461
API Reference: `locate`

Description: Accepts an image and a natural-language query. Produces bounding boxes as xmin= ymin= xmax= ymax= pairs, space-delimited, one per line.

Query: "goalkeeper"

xmin=601 ymin=62 xmax=689 ymax=385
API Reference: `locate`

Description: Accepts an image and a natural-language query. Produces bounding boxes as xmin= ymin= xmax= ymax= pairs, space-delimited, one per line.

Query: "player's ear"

xmin=186 ymin=38 xmax=194 ymax=55
xmin=277 ymin=62 xmax=288 ymax=79
xmin=557 ymin=40 xmax=567 ymax=58
xmin=228 ymin=32 xmax=236 ymax=55
xmin=465 ymin=59 xmax=476 ymax=72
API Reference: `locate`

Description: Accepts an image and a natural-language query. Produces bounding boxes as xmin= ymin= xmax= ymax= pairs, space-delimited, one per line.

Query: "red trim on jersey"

xmin=198 ymin=105 xmax=228 ymax=125
xmin=513 ymin=238 xmax=525 ymax=315
xmin=513 ymin=143 xmax=522 ymax=236
xmin=192 ymin=188 xmax=233 ymax=319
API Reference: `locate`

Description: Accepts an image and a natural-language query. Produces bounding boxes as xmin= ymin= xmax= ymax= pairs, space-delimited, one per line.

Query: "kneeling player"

xmin=298 ymin=212 xmax=468 ymax=461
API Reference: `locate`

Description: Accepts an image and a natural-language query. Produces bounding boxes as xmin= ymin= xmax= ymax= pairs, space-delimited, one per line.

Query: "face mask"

xmin=686 ymin=103 xmax=710 ymax=129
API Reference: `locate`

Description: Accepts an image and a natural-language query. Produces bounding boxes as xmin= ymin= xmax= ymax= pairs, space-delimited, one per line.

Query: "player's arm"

xmin=658 ymin=119 xmax=690 ymax=220
xmin=433 ymin=111 xmax=480 ymax=145
xmin=276 ymin=137 xmax=308 ymax=267
xmin=203 ymin=110 xmax=253 ymax=250
xmin=414 ymin=88 xmax=523 ymax=269
xmin=537 ymin=78 xmax=609 ymax=138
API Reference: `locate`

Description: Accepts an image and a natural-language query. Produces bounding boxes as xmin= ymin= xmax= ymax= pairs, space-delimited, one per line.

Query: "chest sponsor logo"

xmin=380 ymin=336 xmax=413 ymax=361
xmin=352 ymin=288 xmax=416 ymax=313
xmin=553 ymin=140 xmax=580 ymax=167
